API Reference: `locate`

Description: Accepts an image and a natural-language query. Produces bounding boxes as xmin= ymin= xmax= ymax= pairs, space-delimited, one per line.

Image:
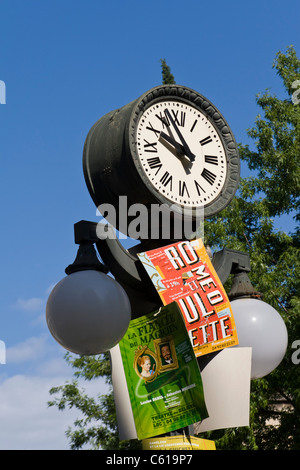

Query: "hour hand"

xmin=164 ymin=109 xmax=195 ymax=162
xmin=159 ymin=132 xmax=192 ymax=174
xmin=159 ymin=131 xmax=185 ymax=156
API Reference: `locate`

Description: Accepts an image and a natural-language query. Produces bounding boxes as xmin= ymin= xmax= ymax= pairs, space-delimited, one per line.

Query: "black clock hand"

xmin=159 ymin=132 xmax=192 ymax=174
xmin=159 ymin=131 xmax=185 ymax=156
xmin=164 ymin=109 xmax=195 ymax=162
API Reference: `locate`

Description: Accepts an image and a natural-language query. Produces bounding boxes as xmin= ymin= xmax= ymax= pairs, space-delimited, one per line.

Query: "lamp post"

xmin=45 ymin=84 xmax=288 ymax=445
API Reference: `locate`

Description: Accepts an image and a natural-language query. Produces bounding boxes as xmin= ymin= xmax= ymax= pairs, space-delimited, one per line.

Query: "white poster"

xmin=194 ymin=347 xmax=252 ymax=433
xmin=110 ymin=344 xmax=138 ymax=440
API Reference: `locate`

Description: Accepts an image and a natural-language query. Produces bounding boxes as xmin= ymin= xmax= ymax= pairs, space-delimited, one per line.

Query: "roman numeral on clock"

xmin=201 ymin=168 xmax=217 ymax=185
xmin=204 ymin=155 xmax=218 ymax=165
xmin=179 ymin=180 xmax=190 ymax=198
xmin=190 ymin=119 xmax=198 ymax=133
xmin=155 ymin=112 xmax=169 ymax=128
xmin=147 ymin=157 xmax=162 ymax=175
xmin=143 ymin=139 xmax=158 ymax=152
xmin=155 ymin=109 xmax=186 ymax=128
xmin=200 ymin=136 xmax=213 ymax=146
xmin=171 ymin=110 xmax=186 ymax=127
xmin=160 ymin=171 xmax=173 ymax=190
xmin=194 ymin=180 xmax=205 ymax=195
xmin=146 ymin=122 xmax=161 ymax=137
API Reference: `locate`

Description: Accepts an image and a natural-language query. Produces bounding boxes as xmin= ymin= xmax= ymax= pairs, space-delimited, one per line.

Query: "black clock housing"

xmin=83 ymin=85 xmax=240 ymax=239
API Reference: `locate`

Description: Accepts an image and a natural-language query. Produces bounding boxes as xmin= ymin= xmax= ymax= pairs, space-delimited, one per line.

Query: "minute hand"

xmin=159 ymin=131 xmax=185 ymax=155
xmin=164 ymin=109 xmax=195 ymax=162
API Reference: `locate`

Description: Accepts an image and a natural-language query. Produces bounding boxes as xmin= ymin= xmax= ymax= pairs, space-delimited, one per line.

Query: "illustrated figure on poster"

xmin=137 ymin=355 xmax=156 ymax=378
xmin=160 ymin=343 xmax=173 ymax=365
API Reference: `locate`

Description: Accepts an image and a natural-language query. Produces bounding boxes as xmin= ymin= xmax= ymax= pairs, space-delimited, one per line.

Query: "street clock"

xmin=83 ymin=85 xmax=240 ymax=238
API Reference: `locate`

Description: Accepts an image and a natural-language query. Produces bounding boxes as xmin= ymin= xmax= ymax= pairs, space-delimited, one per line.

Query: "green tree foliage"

xmin=48 ymin=51 xmax=300 ymax=450
xmin=160 ymin=58 xmax=176 ymax=85
xmin=241 ymin=46 xmax=300 ymax=226
xmin=48 ymin=353 xmax=142 ymax=450
xmin=199 ymin=45 xmax=300 ymax=450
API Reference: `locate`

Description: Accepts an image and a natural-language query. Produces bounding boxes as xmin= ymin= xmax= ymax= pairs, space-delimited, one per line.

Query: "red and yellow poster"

xmin=137 ymin=238 xmax=238 ymax=357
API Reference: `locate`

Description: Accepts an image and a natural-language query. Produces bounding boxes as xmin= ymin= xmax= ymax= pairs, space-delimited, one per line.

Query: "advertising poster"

xmin=137 ymin=238 xmax=238 ymax=357
xmin=142 ymin=435 xmax=216 ymax=450
xmin=195 ymin=347 xmax=252 ymax=433
xmin=118 ymin=302 xmax=208 ymax=440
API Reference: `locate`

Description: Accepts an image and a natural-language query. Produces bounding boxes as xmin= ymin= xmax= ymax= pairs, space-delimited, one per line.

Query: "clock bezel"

xmin=128 ymin=85 xmax=240 ymax=219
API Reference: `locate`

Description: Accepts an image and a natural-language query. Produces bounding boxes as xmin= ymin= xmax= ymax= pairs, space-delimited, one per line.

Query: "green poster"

xmin=118 ymin=302 xmax=208 ymax=440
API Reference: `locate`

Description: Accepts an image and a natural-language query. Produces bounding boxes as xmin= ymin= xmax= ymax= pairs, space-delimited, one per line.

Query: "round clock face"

xmin=135 ymin=99 xmax=227 ymax=209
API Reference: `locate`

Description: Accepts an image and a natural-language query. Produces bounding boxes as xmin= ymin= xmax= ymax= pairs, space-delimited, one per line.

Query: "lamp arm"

xmin=72 ymin=221 xmax=256 ymax=300
xmin=211 ymin=247 xmax=251 ymax=284
xmin=95 ymin=225 xmax=150 ymax=291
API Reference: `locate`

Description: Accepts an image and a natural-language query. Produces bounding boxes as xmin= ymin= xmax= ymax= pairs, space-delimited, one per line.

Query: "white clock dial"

xmin=135 ymin=100 xmax=227 ymax=208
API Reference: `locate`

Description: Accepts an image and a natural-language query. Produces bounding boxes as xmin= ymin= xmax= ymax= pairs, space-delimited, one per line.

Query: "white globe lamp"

xmin=46 ymin=239 xmax=131 ymax=355
xmin=229 ymin=272 xmax=288 ymax=379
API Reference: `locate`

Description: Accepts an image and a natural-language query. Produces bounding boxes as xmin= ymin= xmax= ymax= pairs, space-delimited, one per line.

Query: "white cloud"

xmin=2 ymin=290 xmax=111 ymax=450
xmin=13 ymin=297 xmax=44 ymax=313
xmin=12 ymin=283 xmax=58 ymax=314
xmin=0 ymin=374 xmax=76 ymax=449
xmin=6 ymin=335 xmax=49 ymax=363
xmin=36 ymin=356 xmax=71 ymax=377
xmin=0 ymin=372 xmax=108 ymax=450
xmin=0 ymin=334 xmax=110 ymax=450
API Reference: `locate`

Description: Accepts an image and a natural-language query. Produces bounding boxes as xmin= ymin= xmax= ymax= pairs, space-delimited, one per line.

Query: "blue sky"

xmin=0 ymin=0 xmax=299 ymax=449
